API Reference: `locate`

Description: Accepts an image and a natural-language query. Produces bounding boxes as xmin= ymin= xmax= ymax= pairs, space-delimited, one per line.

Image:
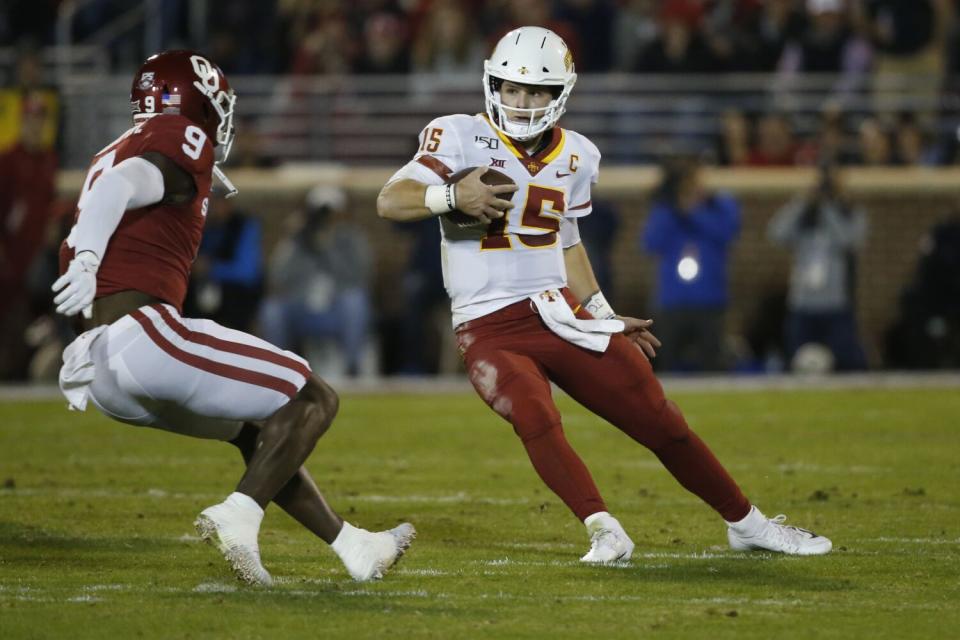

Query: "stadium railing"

xmin=53 ymin=72 xmax=953 ymax=169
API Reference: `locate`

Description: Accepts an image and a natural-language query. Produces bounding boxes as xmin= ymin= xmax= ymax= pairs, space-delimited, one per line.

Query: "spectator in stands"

xmin=856 ymin=116 xmax=893 ymax=165
xmin=184 ymin=197 xmax=263 ymax=333
xmin=641 ymin=155 xmax=740 ymax=372
xmin=0 ymin=94 xmax=58 ymax=379
xmin=612 ymin=0 xmax=660 ymax=71
xmin=0 ymin=47 xmax=59 ymax=154
xmin=767 ymin=161 xmax=868 ymax=371
xmin=499 ymin=0 xmax=582 ymax=66
xmin=287 ymin=3 xmax=357 ymax=75
xmin=893 ymin=112 xmax=935 ymax=165
xmin=728 ymin=0 xmax=805 ymax=71
xmin=715 ymin=108 xmax=750 ymax=166
xmin=885 ymin=210 xmax=960 ymax=368
xmin=855 ymin=0 xmax=952 ymax=125
xmin=780 ymin=0 xmax=869 ymax=74
xmin=207 ymin=2 xmax=282 ymax=74
xmin=411 ymin=0 xmax=485 ymax=74
xmin=634 ymin=0 xmax=719 ymax=73
xmin=556 ymin=0 xmax=617 ymax=72
xmin=229 ymin=115 xmax=276 ymax=169
xmin=356 ymin=12 xmax=411 ymax=74
xmin=796 ymin=103 xmax=857 ymax=166
xmin=259 ymin=186 xmax=372 ymax=377
xmin=748 ymin=112 xmax=799 ymax=166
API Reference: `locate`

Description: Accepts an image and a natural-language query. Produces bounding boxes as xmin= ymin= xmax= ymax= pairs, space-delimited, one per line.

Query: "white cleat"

xmin=580 ymin=515 xmax=635 ymax=564
xmin=334 ymin=522 xmax=416 ymax=581
xmin=728 ymin=507 xmax=832 ymax=556
xmin=194 ymin=498 xmax=273 ymax=586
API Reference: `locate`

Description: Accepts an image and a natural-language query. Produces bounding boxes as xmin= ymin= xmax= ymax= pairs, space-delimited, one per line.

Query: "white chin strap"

xmin=494 ymin=94 xmax=556 ymax=141
xmin=213 ymin=165 xmax=238 ymax=198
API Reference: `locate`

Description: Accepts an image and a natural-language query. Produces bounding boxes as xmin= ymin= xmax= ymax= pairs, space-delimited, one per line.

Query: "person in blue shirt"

xmin=185 ymin=196 xmax=263 ymax=333
xmin=641 ymin=155 xmax=740 ymax=372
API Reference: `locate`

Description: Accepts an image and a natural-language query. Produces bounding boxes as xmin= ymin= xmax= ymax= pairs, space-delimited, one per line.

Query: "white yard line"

xmin=866 ymin=537 xmax=960 ymax=545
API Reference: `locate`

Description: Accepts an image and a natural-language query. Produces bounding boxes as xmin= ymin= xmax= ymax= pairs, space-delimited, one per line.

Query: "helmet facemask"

xmin=194 ymin=81 xmax=236 ymax=164
xmin=483 ymin=73 xmax=570 ymax=141
xmin=210 ymin=87 xmax=236 ymax=164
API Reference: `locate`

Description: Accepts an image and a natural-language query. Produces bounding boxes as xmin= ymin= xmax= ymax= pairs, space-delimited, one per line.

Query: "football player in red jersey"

xmin=52 ymin=51 xmax=414 ymax=585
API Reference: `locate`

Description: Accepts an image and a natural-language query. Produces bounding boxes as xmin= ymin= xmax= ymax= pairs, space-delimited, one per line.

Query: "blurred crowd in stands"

xmin=5 ymin=0 xmax=953 ymax=77
xmin=2 ymin=0 xmax=960 ymax=379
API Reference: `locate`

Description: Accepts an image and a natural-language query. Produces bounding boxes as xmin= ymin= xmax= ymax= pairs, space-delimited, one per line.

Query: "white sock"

xmin=331 ymin=521 xmax=362 ymax=555
xmin=584 ymin=511 xmax=615 ymax=530
xmin=726 ymin=505 xmax=765 ymax=534
xmin=225 ymin=491 xmax=264 ymax=519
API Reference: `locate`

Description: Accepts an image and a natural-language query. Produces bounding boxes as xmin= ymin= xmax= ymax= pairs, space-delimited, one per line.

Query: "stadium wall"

xmin=57 ymin=167 xmax=960 ymax=368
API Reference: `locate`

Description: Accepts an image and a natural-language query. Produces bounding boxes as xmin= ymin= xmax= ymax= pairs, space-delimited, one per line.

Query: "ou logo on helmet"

xmin=190 ymin=55 xmax=220 ymax=95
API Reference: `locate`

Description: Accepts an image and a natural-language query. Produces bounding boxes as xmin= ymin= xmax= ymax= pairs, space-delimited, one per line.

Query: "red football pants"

xmin=456 ymin=292 xmax=750 ymax=523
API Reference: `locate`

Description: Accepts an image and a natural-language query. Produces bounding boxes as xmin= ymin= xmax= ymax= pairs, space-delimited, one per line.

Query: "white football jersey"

xmin=389 ymin=113 xmax=600 ymax=326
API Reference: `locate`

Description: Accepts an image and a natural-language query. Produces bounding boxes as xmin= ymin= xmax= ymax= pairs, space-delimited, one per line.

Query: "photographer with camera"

xmin=641 ymin=155 xmax=741 ymax=372
xmin=768 ymin=162 xmax=868 ymax=371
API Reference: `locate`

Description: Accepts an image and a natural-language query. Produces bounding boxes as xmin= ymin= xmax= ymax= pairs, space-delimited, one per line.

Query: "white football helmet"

xmin=483 ymin=26 xmax=577 ymax=141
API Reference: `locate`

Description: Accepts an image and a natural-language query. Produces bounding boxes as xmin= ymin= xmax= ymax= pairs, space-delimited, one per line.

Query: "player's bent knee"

xmin=510 ymin=398 xmax=562 ymax=443
xmin=299 ymin=376 xmax=340 ymax=429
xmin=643 ymin=398 xmax=691 ymax=450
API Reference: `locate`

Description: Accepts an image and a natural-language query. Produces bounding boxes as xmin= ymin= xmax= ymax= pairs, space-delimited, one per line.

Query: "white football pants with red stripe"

xmin=59 ymin=303 xmax=311 ymax=440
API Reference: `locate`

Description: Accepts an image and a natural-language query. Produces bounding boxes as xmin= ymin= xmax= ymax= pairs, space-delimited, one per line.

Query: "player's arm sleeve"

xmin=68 ymin=156 xmax=165 ymax=260
xmin=385 ymin=117 xmax=466 ymax=186
xmin=566 ymin=139 xmax=601 ymax=219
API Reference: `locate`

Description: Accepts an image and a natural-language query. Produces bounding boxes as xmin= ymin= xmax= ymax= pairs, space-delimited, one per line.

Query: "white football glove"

xmin=52 ymin=250 xmax=100 ymax=318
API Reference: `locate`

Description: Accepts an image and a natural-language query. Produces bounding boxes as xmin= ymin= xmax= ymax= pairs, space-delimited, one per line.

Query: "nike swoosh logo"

xmin=555 ymin=172 xmax=570 ymax=178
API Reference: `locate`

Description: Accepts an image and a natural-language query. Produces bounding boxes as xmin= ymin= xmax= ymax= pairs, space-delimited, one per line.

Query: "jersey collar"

xmin=481 ymin=113 xmax=566 ymax=176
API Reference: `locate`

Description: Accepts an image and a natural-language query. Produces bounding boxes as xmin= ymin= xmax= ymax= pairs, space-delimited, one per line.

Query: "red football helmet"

xmin=130 ymin=50 xmax=236 ymax=163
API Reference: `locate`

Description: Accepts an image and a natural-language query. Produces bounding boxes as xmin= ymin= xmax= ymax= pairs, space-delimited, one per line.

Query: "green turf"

xmin=1 ymin=388 xmax=958 ymax=639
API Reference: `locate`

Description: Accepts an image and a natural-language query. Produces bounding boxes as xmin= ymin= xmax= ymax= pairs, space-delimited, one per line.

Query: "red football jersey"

xmin=59 ymin=114 xmax=214 ymax=311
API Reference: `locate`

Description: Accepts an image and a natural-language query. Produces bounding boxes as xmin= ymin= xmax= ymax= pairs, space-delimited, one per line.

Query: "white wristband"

xmin=584 ymin=291 xmax=615 ymax=319
xmin=425 ymin=183 xmax=456 ymax=215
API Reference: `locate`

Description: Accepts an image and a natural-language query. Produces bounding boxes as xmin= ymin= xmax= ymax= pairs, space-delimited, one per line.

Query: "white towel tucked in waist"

xmin=59 ymin=325 xmax=108 ymax=411
xmin=529 ymin=289 xmax=624 ymax=352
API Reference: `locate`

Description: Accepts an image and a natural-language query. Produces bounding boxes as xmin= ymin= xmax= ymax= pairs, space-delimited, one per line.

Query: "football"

xmin=443 ymin=167 xmax=516 ymax=228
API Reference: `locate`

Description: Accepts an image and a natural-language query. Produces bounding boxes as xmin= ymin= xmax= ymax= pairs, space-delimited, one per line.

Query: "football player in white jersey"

xmin=379 ymin=27 xmax=831 ymax=560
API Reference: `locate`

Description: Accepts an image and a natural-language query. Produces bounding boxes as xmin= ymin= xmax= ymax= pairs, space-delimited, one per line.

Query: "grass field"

xmin=1 ymin=385 xmax=958 ymax=639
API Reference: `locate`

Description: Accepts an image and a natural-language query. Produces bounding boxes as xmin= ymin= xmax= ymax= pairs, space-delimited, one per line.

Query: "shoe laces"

xmin=589 ymin=527 xmax=618 ymax=551
xmin=766 ymin=514 xmax=815 ymax=548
